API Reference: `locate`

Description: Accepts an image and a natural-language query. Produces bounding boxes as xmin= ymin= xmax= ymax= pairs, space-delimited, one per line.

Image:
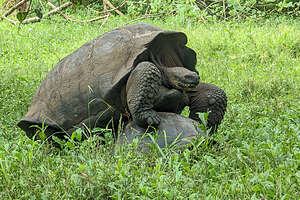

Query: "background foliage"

xmin=63 ymin=0 xmax=300 ymax=18
xmin=125 ymin=0 xmax=300 ymax=20
xmin=1 ymin=0 xmax=300 ymax=22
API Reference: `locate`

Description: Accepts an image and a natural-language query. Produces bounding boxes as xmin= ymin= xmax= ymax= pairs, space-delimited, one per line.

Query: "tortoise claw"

xmin=146 ymin=111 xmax=161 ymax=126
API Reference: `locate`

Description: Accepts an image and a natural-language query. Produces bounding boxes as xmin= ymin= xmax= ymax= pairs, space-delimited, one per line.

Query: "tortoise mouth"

xmin=177 ymin=81 xmax=199 ymax=89
xmin=175 ymin=78 xmax=199 ymax=90
xmin=176 ymin=72 xmax=199 ymax=90
xmin=165 ymin=67 xmax=200 ymax=90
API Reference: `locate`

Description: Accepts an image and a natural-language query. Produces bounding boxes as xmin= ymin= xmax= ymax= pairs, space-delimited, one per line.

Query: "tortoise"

xmin=17 ymin=23 xmax=227 ymax=141
xmin=119 ymin=112 xmax=207 ymax=152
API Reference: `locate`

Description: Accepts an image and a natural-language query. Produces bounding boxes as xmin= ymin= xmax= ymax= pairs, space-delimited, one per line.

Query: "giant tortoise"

xmin=18 ymin=23 xmax=227 ymax=141
xmin=119 ymin=112 xmax=208 ymax=152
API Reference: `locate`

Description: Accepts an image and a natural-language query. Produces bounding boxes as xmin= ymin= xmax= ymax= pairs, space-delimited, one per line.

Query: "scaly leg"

xmin=188 ymin=83 xmax=227 ymax=134
xmin=126 ymin=62 xmax=161 ymax=127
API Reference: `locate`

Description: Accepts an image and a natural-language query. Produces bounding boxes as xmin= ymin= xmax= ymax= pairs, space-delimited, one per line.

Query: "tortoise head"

xmin=163 ymin=67 xmax=199 ymax=91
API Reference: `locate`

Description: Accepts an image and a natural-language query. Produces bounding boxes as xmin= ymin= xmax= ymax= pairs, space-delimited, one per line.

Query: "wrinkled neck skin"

xmin=159 ymin=68 xmax=173 ymax=89
xmin=183 ymin=47 xmax=198 ymax=74
xmin=149 ymin=44 xmax=185 ymax=68
xmin=145 ymin=44 xmax=199 ymax=90
xmin=148 ymin=46 xmax=185 ymax=89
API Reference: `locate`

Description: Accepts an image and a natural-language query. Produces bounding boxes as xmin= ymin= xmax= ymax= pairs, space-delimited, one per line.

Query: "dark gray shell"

xmin=18 ymin=23 xmax=189 ymax=137
xmin=119 ymin=112 xmax=207 ymax=151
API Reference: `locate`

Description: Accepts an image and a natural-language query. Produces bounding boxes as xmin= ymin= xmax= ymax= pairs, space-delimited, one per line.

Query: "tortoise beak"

xmin=182 ymin=72 xmax=199 ymax=88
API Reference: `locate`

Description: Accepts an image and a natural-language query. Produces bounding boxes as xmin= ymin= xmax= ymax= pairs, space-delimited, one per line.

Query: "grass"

xmin=0 ymin=15 xmax=299 ymax=199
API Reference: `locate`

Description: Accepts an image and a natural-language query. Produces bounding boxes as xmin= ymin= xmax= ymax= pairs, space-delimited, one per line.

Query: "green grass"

xmin=0 ymin=15 xmax=299 ymax=199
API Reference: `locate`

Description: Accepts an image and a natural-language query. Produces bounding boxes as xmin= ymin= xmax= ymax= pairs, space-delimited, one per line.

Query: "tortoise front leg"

xmin=188 ymin=83 xmax=227 ymax=134
xmin=153 ymin=86 xmax=188 ymax=114
xmin=126 ymin=61 xmax=162 ymax=127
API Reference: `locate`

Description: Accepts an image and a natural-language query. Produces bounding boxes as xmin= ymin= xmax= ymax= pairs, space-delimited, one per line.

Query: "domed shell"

xmin=18 ymin=23 xmax=189 ymax=138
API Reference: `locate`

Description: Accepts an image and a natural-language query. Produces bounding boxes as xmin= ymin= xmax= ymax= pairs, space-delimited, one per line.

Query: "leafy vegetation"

xmin=1 ymin=0 xmax=300 ymax=24
xmin=0 ymin=10 xmax=300 ymax=200
xmin=59 ymin=0 xmax=300 ymax=19
xmin=126 ymin=0 xmax=300 ymax=20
